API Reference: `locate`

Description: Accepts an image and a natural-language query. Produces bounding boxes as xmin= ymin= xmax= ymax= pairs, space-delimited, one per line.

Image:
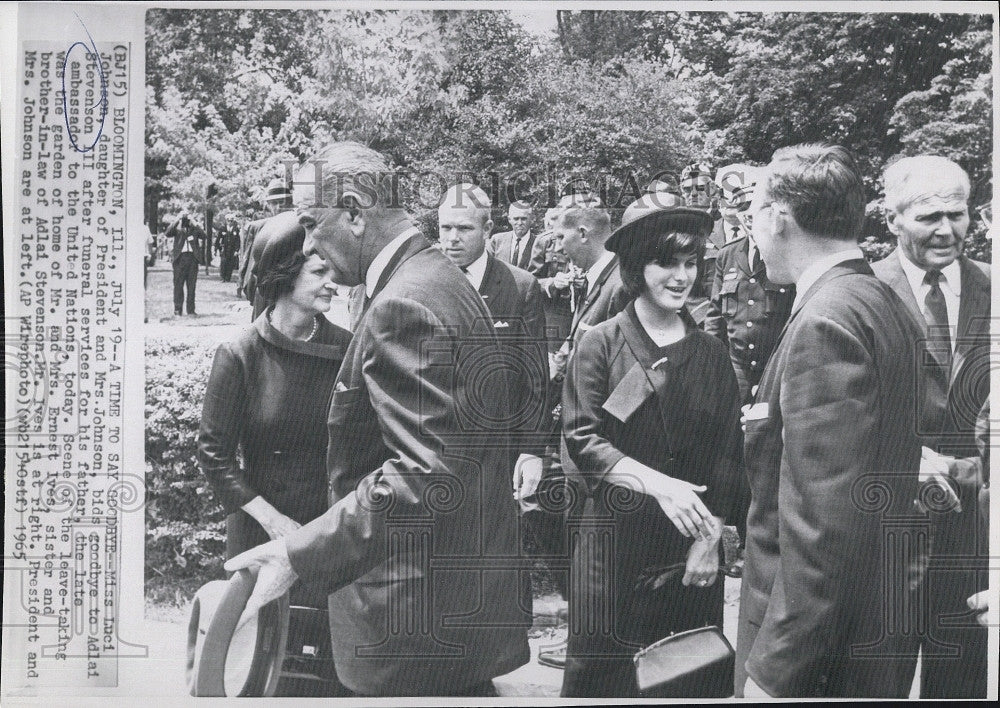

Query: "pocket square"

xmin=494 ymin=320 xmax=509 ymax=328
xmin=334 ymin=381 xmax=350 ymax=393
xmin=744 ymin=402 xmax=769 ymax=421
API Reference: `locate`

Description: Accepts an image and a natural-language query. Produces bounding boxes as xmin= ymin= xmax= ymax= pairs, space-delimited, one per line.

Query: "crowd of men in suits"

xmin=221 ymin=143 xmax=990 ymax=698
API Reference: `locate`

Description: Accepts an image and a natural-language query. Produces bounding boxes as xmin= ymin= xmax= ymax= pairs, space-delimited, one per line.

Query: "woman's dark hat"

xmin=606 ymin=192 xmax=715 ymax=254
xmin=256 ymin=213 xmax=307 ymax=277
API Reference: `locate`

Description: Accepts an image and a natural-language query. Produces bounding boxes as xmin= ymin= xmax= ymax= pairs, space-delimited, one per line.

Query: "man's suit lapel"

xmin=571 ymin=255 xmax=618 ymax=332
xmin=517 ymin=233 xmax=536 ymax=270
xmin=951 ymin=256 xmax=990 ymax=386
xmin=479 ymin=254 xmax=501 ymax=306
xmin=881 ymin=250 xmax=925 ymax=331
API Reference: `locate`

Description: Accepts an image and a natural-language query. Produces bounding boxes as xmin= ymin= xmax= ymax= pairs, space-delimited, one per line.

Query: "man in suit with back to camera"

xmin=872 ymin=155 xmax=989 ymax=699
xmin=737 ymin=144 xmax=924 ymax=698
xmin=166 ymin=211 xmax=207 ymax=316
xmin=437 ymin=183 xmax=550 ymax=516
xmin=226 ymin=142 xmax=531 ymax=697
xmin=489 ymin=200 xmax=538 ymax=272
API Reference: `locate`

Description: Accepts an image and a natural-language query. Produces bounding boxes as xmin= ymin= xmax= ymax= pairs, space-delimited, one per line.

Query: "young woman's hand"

xmin=607 ymin=458 xmax=718 ymax=540
xmin=683 ymin=534 xmax=721 ymax=588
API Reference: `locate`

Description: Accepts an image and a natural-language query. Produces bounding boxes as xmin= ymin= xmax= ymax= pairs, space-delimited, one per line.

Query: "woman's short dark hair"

xmin=256 ymin=249 xmax=308 ymax=305
xmin=617 ymin=231 xmax=706 ymax=298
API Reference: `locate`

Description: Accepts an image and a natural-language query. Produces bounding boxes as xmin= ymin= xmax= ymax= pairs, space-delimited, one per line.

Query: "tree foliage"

xmin=145 ymin=8 xmax=992 ymax=251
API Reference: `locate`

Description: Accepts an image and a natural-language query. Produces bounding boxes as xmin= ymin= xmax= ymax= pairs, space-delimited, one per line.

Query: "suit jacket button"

xmin=748 ymin=343 xmax=755 ymax=350
xmin=751 ymin=360 xmax=758 ymax=367
xmin=779 ymin=288 xmax=786 ymax=293
xmin=749 ymin=278 xmax=756 ymax=284
xmin=746 ymin=321 xmax=753 ymax=328
xmin=748 ymin=299 xmax=755 ymax=306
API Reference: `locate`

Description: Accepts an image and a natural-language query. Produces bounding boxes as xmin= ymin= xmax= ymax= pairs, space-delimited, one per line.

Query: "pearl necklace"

xmin=269 ymin=311 xmax=319 ymax=341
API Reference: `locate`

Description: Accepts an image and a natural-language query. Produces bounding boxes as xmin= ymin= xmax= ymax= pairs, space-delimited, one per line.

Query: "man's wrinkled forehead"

xmin=890 ymin=171 xmax=969 ymax=214
xmin=904 ymin=191 xmax=969 ymax=213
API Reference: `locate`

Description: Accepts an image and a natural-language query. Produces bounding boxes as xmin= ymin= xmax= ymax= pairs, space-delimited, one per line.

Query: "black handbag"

xmin=633 ymin=625 xmax=735 ymax=698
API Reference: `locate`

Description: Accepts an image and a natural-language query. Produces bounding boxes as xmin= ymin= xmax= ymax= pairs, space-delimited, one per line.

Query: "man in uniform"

xmin=680 ymin=162 xmax=727 ymax=251
xmin=704 ymin=169 xmax=795 ymax=404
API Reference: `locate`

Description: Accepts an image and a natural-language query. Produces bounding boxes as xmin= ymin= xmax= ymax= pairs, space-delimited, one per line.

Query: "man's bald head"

xmin=439 ymin=183 xmax=493 ymax=227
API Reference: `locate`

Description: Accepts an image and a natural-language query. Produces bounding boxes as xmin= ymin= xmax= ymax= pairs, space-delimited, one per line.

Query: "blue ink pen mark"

xmin=61 ymin=13 xmax=108 ymax=153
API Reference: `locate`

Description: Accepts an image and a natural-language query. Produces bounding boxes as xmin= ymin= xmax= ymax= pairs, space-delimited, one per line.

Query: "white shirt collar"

xmin=365 ymin=227 xmax=421 ymax=297
xmin=793 ymin=247 xmax=864 ymax=310
xmin=586 ymin=251 xmax=616 ymax=293
xmin=897 ymin=247 xmax=962 ymax=299
xmin=462 ymin=250 xmax=489 ymax=290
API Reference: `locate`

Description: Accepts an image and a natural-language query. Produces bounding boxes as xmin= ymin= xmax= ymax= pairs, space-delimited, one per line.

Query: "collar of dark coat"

xmin=366 ymin=230 xmax=431 ymax=304
xmin=254 ymin=310 xmax=350 ymax=360
xmin=602 ymin=301 xmax=701 ymax=432
xmin=617 ymin=300 xmax=700 ymax=370
xmin=770 ymin=257 xmax=872 ymax=353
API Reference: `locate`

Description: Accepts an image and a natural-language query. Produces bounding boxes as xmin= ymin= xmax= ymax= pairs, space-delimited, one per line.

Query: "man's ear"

xmin=342 ymin=192 xmax=366 ymax=239
xmin=484 ymin=219 xmax=494 ymax=235
xmin=578 ymin=226 xmax=588 ymax=243
xmin=771 ymin=203 xmax=791 ymax=239
xmin=885 ymin=208 xmax=901 ymax=237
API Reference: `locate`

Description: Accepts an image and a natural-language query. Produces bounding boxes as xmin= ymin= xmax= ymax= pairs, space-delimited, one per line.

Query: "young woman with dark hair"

xmin=559 ymin=193 xmax=744 ymax=697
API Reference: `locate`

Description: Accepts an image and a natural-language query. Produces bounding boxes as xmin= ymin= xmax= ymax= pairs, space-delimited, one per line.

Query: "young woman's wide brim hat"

xmin=605 ymin=192 xmax=715 ymax=254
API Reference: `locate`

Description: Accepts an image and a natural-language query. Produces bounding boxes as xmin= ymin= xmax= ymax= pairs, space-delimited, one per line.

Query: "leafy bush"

xmin=145 ymin=338 xmax=227 ymax=602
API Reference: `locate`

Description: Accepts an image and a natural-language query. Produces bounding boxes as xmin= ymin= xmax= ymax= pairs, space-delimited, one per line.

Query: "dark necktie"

xmin=512 ymin=237 xmax=522 ymax=265
xmin=750 ymin=247 xmax=762 ymax=273
xmin=923 ymin=270 xmax=952 ymax=369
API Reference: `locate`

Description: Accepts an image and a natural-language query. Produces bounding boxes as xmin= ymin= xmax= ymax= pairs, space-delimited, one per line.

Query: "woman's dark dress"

xmin=560 ymin=302 xmax=743 ymax=697
xmin=197 ymin=312 xmax=351 ymax=603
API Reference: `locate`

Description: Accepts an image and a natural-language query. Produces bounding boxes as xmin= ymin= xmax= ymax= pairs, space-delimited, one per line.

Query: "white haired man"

xmin=872 ymin=154 xmax=989 ymax=699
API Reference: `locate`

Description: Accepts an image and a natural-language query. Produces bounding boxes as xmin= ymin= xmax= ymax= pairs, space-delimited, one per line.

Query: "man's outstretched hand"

xmin=224 ymin=539 xmax=299 ymax=629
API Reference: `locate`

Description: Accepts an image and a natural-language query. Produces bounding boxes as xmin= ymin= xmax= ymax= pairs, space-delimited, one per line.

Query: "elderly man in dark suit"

xmin=489 ymin=200 xmax=537 ymax=271
xmin=737 ymin=144 xmax=924 ymax=698
xmin=437 ymin=183 xmax=549 ymax=509
xmin=872 ymin=155 xmax=989 ymax=699
xmin=165 ymin=212 xmax=207 ymax=316
xmin=226 ymin=143 xmax=530 ymax=697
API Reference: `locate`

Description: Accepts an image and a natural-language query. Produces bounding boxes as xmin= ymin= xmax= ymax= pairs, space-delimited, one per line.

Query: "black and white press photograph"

xmin=131 ymin=2 xmax=995 ymax=700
